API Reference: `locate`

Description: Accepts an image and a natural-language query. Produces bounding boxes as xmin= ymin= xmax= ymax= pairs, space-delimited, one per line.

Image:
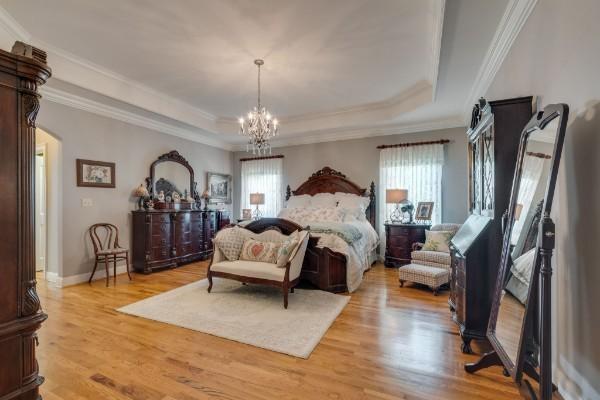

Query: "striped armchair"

xmin=399 ymin=223 xmax=461 ymax=295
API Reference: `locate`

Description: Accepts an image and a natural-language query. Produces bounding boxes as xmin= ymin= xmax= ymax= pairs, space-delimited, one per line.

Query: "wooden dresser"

xmin=449 ymin=96 xmax=533 ymax=353
xmin=132 ymin=209 xmax=229 ymax=273
xmin=384 ymin=223 xmax=430 ymax=267
xmin=0 ymin=42 xmax=51 ymax=400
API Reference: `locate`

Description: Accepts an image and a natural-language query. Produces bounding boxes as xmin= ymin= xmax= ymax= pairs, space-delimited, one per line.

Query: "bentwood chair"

xmin=88 ymin=223 xmax=132 ymax=286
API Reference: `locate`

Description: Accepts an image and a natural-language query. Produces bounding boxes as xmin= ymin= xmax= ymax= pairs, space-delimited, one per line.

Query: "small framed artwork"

xmin=76 ymin=159 xmax=115 ymax=188
xmin=207 ymin=172 xmax=232 ymax=204
xmin=415 ymin=202 xmax=434 ymax=221
xmin=242 ymin=208 xmax=252 ymax=220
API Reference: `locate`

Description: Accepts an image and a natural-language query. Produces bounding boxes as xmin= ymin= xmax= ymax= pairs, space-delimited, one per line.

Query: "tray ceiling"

xmin=0 ymin=0 xmax=522 ymax=149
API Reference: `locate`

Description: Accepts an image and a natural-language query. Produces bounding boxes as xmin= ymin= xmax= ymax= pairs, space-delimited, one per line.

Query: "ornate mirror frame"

xmin=465 ymin=104 xmax=569 ymax=400
xmin=145 ymin=150 xmax=196 ymax=199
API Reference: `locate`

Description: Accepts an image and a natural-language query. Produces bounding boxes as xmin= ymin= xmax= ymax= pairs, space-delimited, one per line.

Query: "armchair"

xmin=399 ymin=223 xmax=461 ymax=295
xmin=207 ymin=229 xmax=309 ymax=309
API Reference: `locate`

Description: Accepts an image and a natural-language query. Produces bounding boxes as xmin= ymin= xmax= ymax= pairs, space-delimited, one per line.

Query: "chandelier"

xmin=239 ymin=59 xmax=279 ymax=154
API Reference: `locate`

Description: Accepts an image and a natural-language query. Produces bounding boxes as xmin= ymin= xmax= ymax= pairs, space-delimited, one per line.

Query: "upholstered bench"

xmin=398 ymin=263 xmax=449 ymax=295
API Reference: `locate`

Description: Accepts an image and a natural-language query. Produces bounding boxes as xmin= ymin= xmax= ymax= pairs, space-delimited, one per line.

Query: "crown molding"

xmin=430 ymin=0 xmax=445 ymax=101
xmin=463 ymin=0 xmax=538 ymax=122
xmin=40 ymin=86 xmax=233 ymax=150
xmin=232 ymin=117 xmax=464 ymax=151
xmin=0 ymin=6 xmax=31 ymax=42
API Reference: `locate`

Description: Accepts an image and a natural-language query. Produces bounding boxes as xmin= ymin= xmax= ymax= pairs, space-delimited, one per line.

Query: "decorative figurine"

xmin=172 ymin=192 xmax=181 ymax=204
xmin=157 ymin=190 xmax=165 ymax=203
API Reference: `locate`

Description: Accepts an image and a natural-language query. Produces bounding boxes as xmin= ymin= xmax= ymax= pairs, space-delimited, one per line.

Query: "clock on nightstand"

xmin=384 ymin=223 xmax=431 ymax=268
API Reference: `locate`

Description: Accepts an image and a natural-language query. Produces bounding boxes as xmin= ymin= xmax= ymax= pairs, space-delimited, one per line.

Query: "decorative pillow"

xmin=239 ymin=238 xmax=281 ymax=264
xmin=213 ymin=227 xmax=253 ymax=261
xmin=311 ymin=193 xmax=337 ymax=208
xmin=276 ymin=231 xmax=300 ymax=267
xmin=288 ymin=230 xmax=309 ymax=261
xmin=286 ymin=195 xmax=311 ymax=208
xmin=339 ymin=207 xmax=367 ymax=222
xmin=336 ymin=194 xmax=370 ymax=212
xmin=421 ymin=230 xmax=454 ymax=253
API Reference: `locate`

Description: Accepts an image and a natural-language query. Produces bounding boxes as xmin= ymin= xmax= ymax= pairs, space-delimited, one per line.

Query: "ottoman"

xmin=398 ymin=263 xmax=449 ymax=295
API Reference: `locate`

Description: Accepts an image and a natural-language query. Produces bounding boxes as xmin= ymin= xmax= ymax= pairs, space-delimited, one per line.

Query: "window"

xmin=379 ymin=144 xmax=444 ymax=246
xmin=240 ymin=158 xmax=283 ymax=218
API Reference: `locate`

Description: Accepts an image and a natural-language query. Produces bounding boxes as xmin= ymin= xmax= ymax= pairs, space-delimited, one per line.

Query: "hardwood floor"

xmin=36 ymin=262 xmax=539 ymax=399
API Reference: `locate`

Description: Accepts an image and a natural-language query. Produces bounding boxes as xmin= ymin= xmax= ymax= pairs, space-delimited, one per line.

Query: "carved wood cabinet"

xmin=0 ymin=42 xmax=51 ymax=399
xmin=132 ymin=210 xmax=229 ymax=273
xmin=449 ymin=96 xmax=533 ymax=353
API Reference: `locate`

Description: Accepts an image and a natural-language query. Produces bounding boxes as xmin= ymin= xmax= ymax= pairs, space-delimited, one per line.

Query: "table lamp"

xmin=386 ymin=189 xmax=413 ymax=223
xmin=250 ymin=193 xmax=265 ymax=220
xmin=201 ymin=190 xmax=211 ymax=211
xmin=133 ymin=184 xmax=149 ymax=210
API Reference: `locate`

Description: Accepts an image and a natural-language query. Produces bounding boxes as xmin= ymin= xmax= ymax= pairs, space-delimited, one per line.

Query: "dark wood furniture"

xmin=285 ymin=167 xmax=376 ymax=293
xmin=88 ymin=223 xmax=132 ymax=286
xmin=384 ymin=223 xmax=430 ymax=267
xmin=450 ymin=96 xmax=534 ymax=354
xmin=132 ymin=209 xmax=228 ymax=273
xmin=0 ymin=42 xmax=51 ymax=400
xmin=208 ymin=218 xmax=308 ymax=309
xmin=466 ymin=104 xmax=569 ymax=400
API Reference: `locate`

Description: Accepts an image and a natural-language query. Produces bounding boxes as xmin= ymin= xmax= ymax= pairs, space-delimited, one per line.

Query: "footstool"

xmin=398 ymin=263 xmax=449 ymax=295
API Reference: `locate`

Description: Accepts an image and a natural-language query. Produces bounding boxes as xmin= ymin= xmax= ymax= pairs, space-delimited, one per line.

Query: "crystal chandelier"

xmin=239 ymin=59 xmax=279 ymax=154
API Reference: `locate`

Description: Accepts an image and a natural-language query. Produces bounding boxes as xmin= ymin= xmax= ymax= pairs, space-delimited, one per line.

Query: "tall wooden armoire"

xmin=0 ymin=42 xmax=51 ymax=399
xmin=449 ymin=97 xmax=533 ymax=353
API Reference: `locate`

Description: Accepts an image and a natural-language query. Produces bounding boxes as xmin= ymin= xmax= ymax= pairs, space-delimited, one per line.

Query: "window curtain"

xmin=511 ymin=154 xmax=545 ymax=246
xmin=240 ymin=158 xmax=283 ymax=218
xmin=379 ymin=144 xmax=444 ymax=250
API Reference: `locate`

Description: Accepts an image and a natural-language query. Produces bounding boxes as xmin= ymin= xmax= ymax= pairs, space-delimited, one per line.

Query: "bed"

xmin=245 ymin=167 xmax=378 ymax=293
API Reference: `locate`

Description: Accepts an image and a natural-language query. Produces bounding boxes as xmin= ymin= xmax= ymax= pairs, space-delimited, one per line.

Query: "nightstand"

xmin=384 ymin=223 xmax=431 ymax=268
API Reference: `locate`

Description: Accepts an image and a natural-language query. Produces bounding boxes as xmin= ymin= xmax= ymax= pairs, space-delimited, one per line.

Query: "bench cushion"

xmin=411 ymin=250 xmax=451 ymax=266
xmin=210 ymin=260 xmax=286 ymax=282
xmin=399 ymin=263 xmax=449 ymax=288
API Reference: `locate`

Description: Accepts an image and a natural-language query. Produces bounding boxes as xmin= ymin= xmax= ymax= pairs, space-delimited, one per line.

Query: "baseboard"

xmin=555 ymin=355 xmax=600 ymax=400
xmin=45 ymin=265 xmax=130 ymax=288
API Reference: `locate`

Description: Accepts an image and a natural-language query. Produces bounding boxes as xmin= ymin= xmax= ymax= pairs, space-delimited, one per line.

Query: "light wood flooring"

xmin=36 ymin=262 xmax=539 ymax=399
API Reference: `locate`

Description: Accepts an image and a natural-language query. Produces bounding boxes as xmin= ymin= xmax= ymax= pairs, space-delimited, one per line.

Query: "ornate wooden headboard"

xmin=285 ymin=167 xmax=376 ymax=229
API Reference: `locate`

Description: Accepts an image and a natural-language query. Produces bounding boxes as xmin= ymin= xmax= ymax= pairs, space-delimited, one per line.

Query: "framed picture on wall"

xmin=415 ymin=201 xmax=434 ymax=221
xmin=76 ymin=159 xmax=115 ymax=188
xmin=207 ymin=172 xmax=232 ymax=204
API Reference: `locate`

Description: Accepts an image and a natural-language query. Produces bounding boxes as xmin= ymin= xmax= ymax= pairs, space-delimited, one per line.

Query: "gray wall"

xmin=486 ymin=0 xmax=600 ymax=397
xmin=233 ymin=127 xmax=469 ymax=226
xmin=37 ymin=100 xmax=233 ymax=279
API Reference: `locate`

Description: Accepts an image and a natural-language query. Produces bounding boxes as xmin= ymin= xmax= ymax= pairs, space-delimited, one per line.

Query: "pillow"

xmin=311 ymin=193 xmax=337 ymax=208
xmin=276 ymin=231 xmax=300 ymax=267
xmin=340 ymin=207 xmax=367 ymax=222
xmin=288 ymin=230 xmax=309 ymax=260
xmin=279 ymin=207 xmax=343 ymax=224
xmin=213 ymin=226 xmax=253 ymax=261
xmin=286 ymin=195 xmax=311 ymax=208
xmin=421 ymin=230 xmax=454 ymax=253
xmin=239 ymin=238 xmax=280 ymax=264
xmin=336 ymin=194 xmax=370 ymax=211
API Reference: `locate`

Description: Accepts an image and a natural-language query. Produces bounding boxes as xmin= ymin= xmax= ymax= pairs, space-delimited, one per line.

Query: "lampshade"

xmin=250 ymin=193 xmax=265 ymax=205
xmin=386 ymin=189 xmax=408 ymax=204
xmin=514 ymin=203 xmax=524 ymax=221
xmin=133 ymin=184 xmax=149 ymax=197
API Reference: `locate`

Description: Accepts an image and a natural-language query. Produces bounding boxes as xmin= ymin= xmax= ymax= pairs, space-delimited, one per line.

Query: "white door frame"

xmin=35 ymin=143 xmax=47 ymax=279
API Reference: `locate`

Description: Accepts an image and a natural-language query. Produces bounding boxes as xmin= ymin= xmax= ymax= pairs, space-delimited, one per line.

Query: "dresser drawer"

xmin=151 ymin=214 xmax=171 ymax=224
xmin=387 ymin=226 xmax=410 ymax=236
xmin=388 ymin=235 xmax=409 ymax=248
xmin=150 ymin=246 xmax=172 ymax=261
xmin=386 ymin=247 xmax=410 ymax=259
xmin=151 ymin=235 xmax=170 ymax=247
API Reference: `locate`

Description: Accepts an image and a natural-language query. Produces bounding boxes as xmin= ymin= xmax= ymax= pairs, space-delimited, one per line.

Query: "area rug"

xmin=117 ymin=278 xmax=350 ymax=358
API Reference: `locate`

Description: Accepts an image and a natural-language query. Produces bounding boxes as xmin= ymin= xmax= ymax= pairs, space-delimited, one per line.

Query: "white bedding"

xmin=308 ymin=220 xmax=379 ymax=292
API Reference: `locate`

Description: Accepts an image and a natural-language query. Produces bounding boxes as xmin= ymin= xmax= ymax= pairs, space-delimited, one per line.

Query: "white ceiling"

xmin=0 ymin=0 xmax=523 ymax=149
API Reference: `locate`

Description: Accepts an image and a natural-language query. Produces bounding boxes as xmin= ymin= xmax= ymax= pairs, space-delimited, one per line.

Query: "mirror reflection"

xmin=495 ymin=119 xmax=558 ymax=365
xmin=154 ymin=161 xmax=191 ymax=199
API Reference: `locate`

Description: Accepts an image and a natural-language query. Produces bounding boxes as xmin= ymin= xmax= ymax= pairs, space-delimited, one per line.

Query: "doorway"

xmin=35 ymin=145 xmax=47 ymax=276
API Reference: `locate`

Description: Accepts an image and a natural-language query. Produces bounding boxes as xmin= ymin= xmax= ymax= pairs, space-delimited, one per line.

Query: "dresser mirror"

xmin=146 ymin=150 xmax=196 ymax=199
xmin=465 ymin=104 xmax=569 ymax=400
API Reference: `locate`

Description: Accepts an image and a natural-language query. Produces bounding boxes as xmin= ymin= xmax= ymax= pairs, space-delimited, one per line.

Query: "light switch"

xmin=81 ymin=198 xmax=93 ymax=207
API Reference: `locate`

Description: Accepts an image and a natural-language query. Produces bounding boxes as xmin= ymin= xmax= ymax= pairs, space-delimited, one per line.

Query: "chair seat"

xmin=411 ymin=250 xmax=451 ymax=265
xmin=399 ymin=263 xmax=449 ymax=288
xmin=211 ymin=260 xmax=285 ymax=282
xmin=97 ymin=247 xmax=128 ymax=255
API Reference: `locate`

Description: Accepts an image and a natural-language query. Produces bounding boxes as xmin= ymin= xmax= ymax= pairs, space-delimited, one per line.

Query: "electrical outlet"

xmin=81 ymin=198 xmax=93 ymax=207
